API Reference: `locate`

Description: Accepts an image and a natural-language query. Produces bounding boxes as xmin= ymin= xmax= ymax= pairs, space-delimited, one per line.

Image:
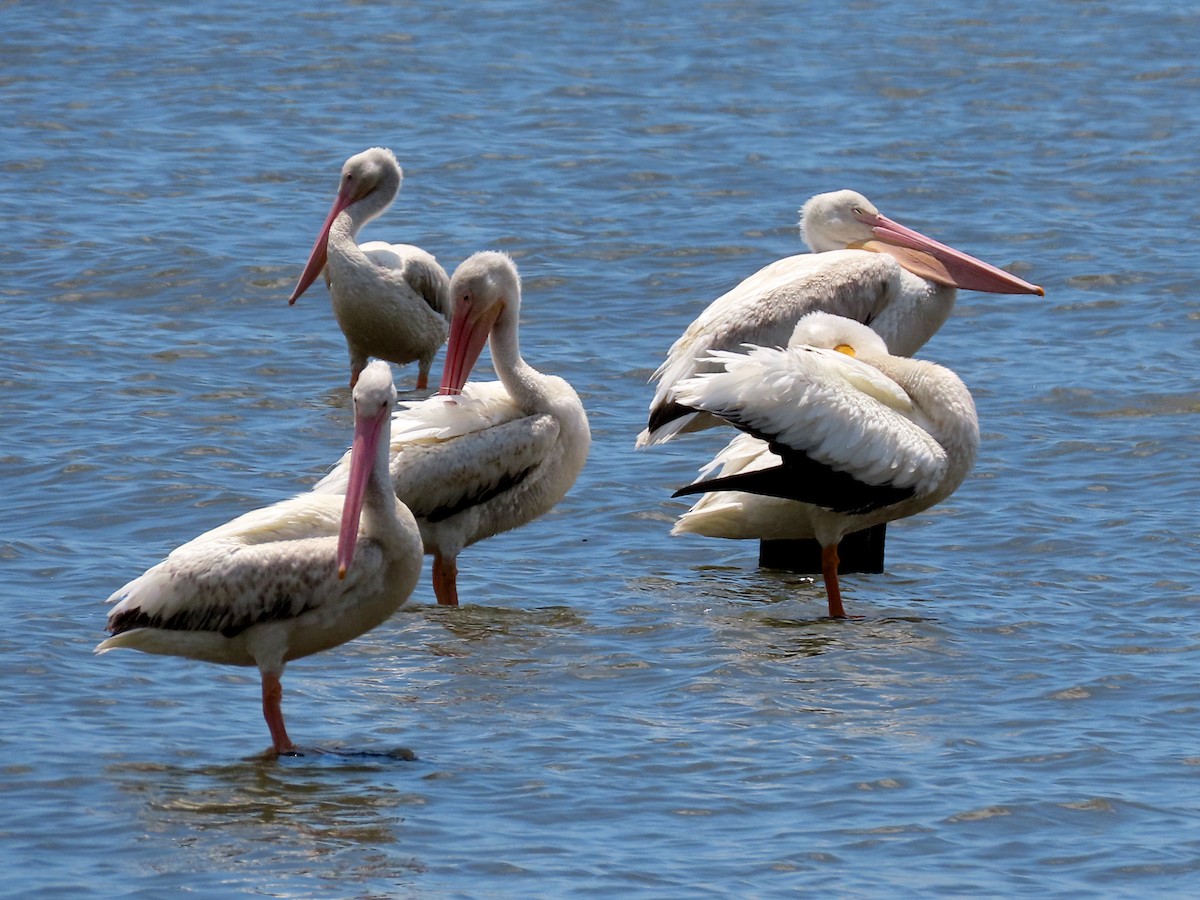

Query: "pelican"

xmin=670 ymin=311 xmax=979 ymax=619
xmin=97 ymin=361 xmax=423 ymax=754
xmin=315 ymin=251 xmax=590 ymax=607
xmin=638 ymin=189 xmax=1040 ymax=446
xmin=290 ymin=147 xmax=451 ymax=389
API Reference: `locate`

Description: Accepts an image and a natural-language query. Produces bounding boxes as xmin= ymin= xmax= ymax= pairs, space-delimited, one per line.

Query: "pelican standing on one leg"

xmin=315 ymin=251 xmax=590 ymax=607
xmin=670 ymin=312 xmax=980 ymax=619
xmin=639 ymin=189 xmax=1040 ymax=446
xmin=290 ymin=147 xmax=451 ymax=389
xmin=97 ymin=361 xmax=423 ymax=754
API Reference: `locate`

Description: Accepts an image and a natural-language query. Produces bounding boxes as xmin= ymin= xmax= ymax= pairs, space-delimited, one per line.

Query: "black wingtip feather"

xmin=645 ymin=400 xmax=697 ymax=439
xmin=672 ymin=452 xmax=915 ymax=515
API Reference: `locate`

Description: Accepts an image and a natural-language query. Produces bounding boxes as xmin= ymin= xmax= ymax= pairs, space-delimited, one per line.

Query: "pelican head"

xmin=799 ymin=190 xmax=881 ymax=252
xmin=290 ymin=147 xmax=403 ymax=305
xmin=799 ymin=190 xmax=1043 ymax=296
xmin=336 ymin=359 xmax=397 ymax=578
xmin=439 ymin=252 xmax=521 ymax=395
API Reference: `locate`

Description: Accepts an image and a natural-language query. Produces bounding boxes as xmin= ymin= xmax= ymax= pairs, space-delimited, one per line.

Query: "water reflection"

xmin=425 ymin=602 xmax=589 ymax=647
xmin=107 ymin=754 xmax=427 ymax=886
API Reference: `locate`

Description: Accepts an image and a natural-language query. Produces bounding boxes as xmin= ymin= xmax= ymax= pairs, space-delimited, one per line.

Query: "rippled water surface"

xmin=3 ymin=0 xmax=1200 ymax=896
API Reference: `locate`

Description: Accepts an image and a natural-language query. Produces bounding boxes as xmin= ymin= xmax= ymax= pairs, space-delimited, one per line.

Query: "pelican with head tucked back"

xmin=315 ymin=251 xmax=590 ymax=607
xmin=671 ymin=311 xmax=980 ymax=619
xmin=638 ymin=189 xmax=1040 ymax=446
xmin=290 ymin=147 xmax=451 ymax=389
xmin=97 ymin=361 xmax=423 ymax=754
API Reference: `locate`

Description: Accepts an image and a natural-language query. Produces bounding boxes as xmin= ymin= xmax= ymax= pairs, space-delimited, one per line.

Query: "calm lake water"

xmin=3 ymin=0 xmax=1199 ymax=896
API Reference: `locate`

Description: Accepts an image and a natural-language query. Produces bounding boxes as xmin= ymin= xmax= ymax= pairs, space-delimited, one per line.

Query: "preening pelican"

xmin=97 ymin=361 xmax=423 ymax=754
xmin=671 ymin=312 xmax=979 ymax=619
xmin=316 ymin=251 xmax=590 ymax=607
xmin=638 ymin=189 xmax=1039 ymax=446
xmin=290 ymin=147 xmax=450 ymax=389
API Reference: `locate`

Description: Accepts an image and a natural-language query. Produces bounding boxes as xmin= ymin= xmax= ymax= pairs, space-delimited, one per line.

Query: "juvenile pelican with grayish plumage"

xmin=290 ymin=147 xmax=450 ymax=389
xmin=315 ymin=251 xmax=590 ymax=607
xmin=671 ymin=312 xmax=979 ymax=619
xmin=638 ymin=189 xmax=1039 ymax=446
xmin=97 ymin=361 xmax=423 ymax=754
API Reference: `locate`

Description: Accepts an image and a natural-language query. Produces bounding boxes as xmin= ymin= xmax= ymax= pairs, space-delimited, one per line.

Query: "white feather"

xmin=671 ymin=311 xmax=979 ymax=550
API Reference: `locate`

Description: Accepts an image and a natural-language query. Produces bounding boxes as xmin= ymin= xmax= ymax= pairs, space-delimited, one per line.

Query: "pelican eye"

xmin=834 ymin=343 xmax=856 ymax=357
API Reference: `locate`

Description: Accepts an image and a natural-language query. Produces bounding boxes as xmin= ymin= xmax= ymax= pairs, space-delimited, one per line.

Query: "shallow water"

xmin=3 ymin=0 xmax=1200 ymax=896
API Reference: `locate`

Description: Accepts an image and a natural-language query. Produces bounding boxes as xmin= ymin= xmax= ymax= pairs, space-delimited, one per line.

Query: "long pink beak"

xmin=336 ymin=403 xmax=388 ymax=579
xmin=289 ymin=185 xmax=354 ymax=305
xmin=858 ymin=211 xmax=1044 ymax=296
xmin=438 ymin=300 xmax=503 ymax=396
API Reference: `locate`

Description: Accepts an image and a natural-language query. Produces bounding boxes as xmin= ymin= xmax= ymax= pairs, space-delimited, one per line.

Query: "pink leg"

xmin=261 ymin=671 xmax=296 ymax=754
xmin=821 ymin=543 xmax=848 ymax=619
xmin=432 ymin=552 xmax=459 ymax=606
xmin=415 ymin=370 xmax=429 ymax=391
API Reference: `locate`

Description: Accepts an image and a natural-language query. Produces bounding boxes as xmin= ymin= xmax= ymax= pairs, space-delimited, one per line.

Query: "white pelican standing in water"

xmin=316 ymin=251 xmax=591 ymax=607
xmin=290 ymin=147 xmax=451 ymax=389
xmin=97 ymin=362 xmax=423 ymax=754
xmin=638 ymin=189 xmax=1040 ymax=446
xmin=670 ymin=312 xmax=979 ymax=619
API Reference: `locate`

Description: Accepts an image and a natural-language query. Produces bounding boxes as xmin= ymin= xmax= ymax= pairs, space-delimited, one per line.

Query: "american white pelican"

xmin=638 ymin=189 xmax=1040 ymax=446
xmin=316 ymin=251 xmax=590 ymax=607
xmin=670 ymin=311 xmax=979 ymax=619
xmin=290 ymin=147 xmax=451 ymax=389
xmin=97 ymin=361 xmax=423 ymax=754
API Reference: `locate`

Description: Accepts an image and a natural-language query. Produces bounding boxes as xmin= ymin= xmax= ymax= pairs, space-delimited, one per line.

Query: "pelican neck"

xmin=359 ymin=414 xmax=404 ymax=551
xmin=487 ymin=307 xmax=546 ymax=409
xmin=329 ymin=173 xmax=399 ymax=252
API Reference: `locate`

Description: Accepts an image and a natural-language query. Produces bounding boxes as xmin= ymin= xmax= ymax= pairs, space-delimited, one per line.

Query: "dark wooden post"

xmin=758 ymin=524 xmax=886 ymax=574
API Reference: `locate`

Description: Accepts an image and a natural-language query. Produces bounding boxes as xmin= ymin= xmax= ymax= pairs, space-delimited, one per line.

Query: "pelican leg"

xmin=261 ymin=671 xmax=296 ymax=754
xmin=820 ymin=543 xmax=847 ymax=619
xmin=432 ymin=552 xmax=459 ymax=606
xmin=414 ymin=367 xmax=429 ymax=391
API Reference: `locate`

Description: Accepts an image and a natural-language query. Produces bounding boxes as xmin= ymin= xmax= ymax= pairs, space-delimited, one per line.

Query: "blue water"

xmin=3 ymin=0 xmax=1199 ymax=896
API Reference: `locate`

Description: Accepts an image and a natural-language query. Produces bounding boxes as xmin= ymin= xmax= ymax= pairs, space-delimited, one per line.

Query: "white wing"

xmin=359 ymin=241 xmax=451 ymax=318
xmin=170 ymin=492 xmax=347 ymax=547
xmin=359 ymin=240 xmax=415 ymax=271
xmin=389 ymin=381 xmax=523 ymax=444
xmin=102 ymin=522 xmax=383 ymax=642
xmin=313 ymin=381 xmax=521 ymax=494
xmin=673 ymin=343 xmax=947 ymax=494
xmin=695 ymin=430 xmax=779 ymax=482
xmin=314 ymin=380 xmax=560 ymax=521
xmin=390 ymin=414 xmax=561 ymax=522
xmin=672 ymin=432 xmax=807 ymax=541
xmin=640 ymin=250 xmax=903 ymax=445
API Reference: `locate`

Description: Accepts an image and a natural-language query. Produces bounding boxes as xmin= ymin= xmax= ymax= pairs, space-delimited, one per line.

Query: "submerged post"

xmin=758 ymin=524 xmax=886 ymax=574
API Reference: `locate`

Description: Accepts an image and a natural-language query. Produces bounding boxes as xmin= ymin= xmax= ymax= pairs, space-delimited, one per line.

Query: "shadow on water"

xmin=105 ymin=750 xmax=429 ymax=886
xmin=656 ymin=560 xmax=954 ymax=669
xmin=657 ymin=556 xmax=946 ymax=620
xmin=274 ymin=744 xmax=419 ymax=762
xmin=424 ymin=602 xmax=589 ymax=645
